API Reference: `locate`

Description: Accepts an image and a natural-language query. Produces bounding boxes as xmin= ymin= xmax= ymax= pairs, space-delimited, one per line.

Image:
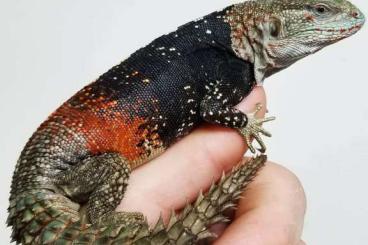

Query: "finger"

xmin=257 ymin=126 xmax=272 ymax=137
xmin=117 ymin=87 xmax=267 ymax=224
xmin=214 ymin=162 xmax=306 ymax=245
xmin=260 ymin=116 xmax=276 ymax=123
xmin=253 ymin=133 xmax=266 ymax=153
xmin=245 ymin=133 xmax=255 ymax=153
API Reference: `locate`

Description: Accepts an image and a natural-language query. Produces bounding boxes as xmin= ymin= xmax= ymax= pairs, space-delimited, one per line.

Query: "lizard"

xmin=8 ymin=0 xmax=365 ymax=244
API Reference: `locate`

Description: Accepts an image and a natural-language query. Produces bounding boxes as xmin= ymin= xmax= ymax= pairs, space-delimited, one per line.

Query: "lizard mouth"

xmin=337 ymin=22 xmax=364 ymax=35
xmin=313 ymin=21 xmax=364 ymax=43
xmin=316 ymin=23 xmax=364 ymax=36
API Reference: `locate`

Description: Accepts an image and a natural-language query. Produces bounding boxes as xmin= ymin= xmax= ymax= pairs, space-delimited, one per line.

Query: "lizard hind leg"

xmin=54 ymin=152 xmax=144 ymax=226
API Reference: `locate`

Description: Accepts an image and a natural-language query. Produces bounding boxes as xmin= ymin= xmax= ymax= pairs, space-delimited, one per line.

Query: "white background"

xmin=0 ymin=0 xmax=367 ymax=244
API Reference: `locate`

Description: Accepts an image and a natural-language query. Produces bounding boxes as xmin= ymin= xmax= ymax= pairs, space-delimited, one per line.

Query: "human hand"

xmin=117 ymin=86 xmax=306 ymax=245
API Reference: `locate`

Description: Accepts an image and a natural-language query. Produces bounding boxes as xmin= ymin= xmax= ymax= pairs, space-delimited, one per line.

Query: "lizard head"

xmin=228 ymin=0 xmax=365 ymax=83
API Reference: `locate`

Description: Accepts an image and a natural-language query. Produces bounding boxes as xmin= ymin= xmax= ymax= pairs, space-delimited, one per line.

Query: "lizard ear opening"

xmin=269 ymin=18 xmax=282 ymax=38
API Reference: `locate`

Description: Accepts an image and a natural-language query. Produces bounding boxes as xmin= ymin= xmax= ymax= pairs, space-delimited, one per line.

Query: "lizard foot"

xmin=239 ymin=103 xmax=275 ymax=153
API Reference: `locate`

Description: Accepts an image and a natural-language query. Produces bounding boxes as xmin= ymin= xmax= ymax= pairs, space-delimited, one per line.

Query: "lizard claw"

xmin=239 ymin=103 xmax=275 ymax=153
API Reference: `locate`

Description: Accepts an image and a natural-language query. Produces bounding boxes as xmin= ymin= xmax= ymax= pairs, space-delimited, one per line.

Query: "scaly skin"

xmin=8 ymin=156 xmax=266 ymax=244
xmin=8 ymin=0 xmax=364 ymax=244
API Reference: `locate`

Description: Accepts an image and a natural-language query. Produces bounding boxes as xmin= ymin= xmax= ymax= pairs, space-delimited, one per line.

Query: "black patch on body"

xmin=69 ymin=7 xmax=256 ymax=148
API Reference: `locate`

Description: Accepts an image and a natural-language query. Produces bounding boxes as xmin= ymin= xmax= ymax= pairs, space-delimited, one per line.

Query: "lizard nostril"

xmin=351 ymin=11 xmax=359 ymax=18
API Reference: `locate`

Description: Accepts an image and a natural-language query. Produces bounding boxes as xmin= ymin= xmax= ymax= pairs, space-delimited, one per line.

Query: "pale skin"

xmin=118 ymin=87 xmax=307 ymax=245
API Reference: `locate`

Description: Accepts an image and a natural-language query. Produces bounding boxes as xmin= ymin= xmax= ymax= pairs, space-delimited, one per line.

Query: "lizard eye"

xmin=316 ymin=6 xmax=326 ymax=13
xmin=312 ymin=4 xmax=331 ymax=16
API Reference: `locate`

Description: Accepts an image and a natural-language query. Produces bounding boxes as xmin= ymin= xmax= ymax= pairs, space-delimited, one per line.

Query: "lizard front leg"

xmin=200 ymin=84 xmax=275 ymax=153
xmin=198 ymin=52 xmax=275 ymax=153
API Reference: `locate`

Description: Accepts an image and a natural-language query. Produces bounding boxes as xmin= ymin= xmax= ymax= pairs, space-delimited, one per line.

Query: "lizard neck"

xmin=225 ymin=2 xmax=285 ymax=84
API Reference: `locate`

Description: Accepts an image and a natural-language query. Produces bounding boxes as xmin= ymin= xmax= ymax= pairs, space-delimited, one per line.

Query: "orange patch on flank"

xmin=54 ymin=103 xmax=147 ymax=161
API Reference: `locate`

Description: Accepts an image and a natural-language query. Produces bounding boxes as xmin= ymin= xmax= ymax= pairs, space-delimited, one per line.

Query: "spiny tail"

xmin=133 ymin=155 xmax=267 ymax=245
xmin=7 ymin=155 xmax=266 ymax=244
